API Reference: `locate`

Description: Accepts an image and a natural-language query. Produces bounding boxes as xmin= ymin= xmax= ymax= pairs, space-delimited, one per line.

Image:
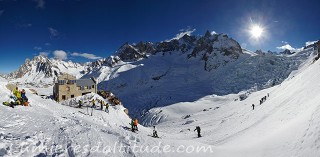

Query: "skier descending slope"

xmin=194 ymin=126 xmax=201 ymax=138
xmin=152 ymin=126 xmax=159 ymax=138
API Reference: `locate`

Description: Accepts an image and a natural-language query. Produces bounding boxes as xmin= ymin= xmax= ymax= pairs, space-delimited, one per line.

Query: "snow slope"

xmin=82 ymin=62 xmax=140 ymax=84
xmin=0 ymin=76 xmax=7 ymax=82
xmin=0 ymin=86 xmax=127 ymax=156
xmin=100 ymin=47 xmax=313 ymax=119
xmin=143 ymin=51 xmax=320 ymax=156
xmin=0 ymin=80 xmax=214 ymax=157
xmin=242 ymin=48 xmax=257 ymax=56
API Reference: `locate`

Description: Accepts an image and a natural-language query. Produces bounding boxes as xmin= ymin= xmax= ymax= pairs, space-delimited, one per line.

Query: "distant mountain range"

xmin=4 ymin=31 xmax=317 ymax=118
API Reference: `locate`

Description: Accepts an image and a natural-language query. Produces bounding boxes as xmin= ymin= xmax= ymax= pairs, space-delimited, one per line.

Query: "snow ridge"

xmin=6 ymin=55 xmax=85 ymax=87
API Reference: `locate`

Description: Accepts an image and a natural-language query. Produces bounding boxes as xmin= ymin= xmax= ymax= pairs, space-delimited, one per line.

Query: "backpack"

xmin=130 ymin=120 xmax=134 ymax=126
xmin=134 ymin=119 xmax=138 ymax=126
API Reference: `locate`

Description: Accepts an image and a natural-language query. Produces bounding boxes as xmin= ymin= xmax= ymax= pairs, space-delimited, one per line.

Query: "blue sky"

xmin=0 ymin=0 xmax=319 ymax=74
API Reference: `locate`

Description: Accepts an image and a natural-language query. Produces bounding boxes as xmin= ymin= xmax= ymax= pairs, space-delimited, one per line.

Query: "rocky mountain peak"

xmin=280 ymin=49 xmax=295 ymax=55
xmin=116 ymin=43 xmax=147 ymax=61
xmin=25 ymin=58 xmax=31 ymax=64
xmin=204 ymin=30 xmax=212 ymax=38
xmin=6 ymin=54 xmax=85 ymax=86
xmin=115 ymin=31 xmax=242 ymax=68
xmin=180 ymin=34 xmax=197 ymax=44
xmin=5 ymin=55 xmax=52 ymax=79
xmin=32 ymin=55 xmax=50 ymax=62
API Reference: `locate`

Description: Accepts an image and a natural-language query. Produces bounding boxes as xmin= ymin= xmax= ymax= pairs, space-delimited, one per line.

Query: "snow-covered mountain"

xmin=112 ymin=31 xmax=243 ymax=71
xmin=5 ymin=31 xmax=317 ymax=121
xmin=81 ymin=31 xmax=244 ymax=85
xmin=6 ymin=55 xmax=85 ymax=87
xmin=93 ymin=32 xmax=315 ymax=119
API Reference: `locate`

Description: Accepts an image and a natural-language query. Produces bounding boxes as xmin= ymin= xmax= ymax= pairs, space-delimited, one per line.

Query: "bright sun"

xmin=250 ymin=25 xmax=263 ymax=39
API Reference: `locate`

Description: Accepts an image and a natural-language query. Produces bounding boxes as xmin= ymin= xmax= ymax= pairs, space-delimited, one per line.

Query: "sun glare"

xmin=250 ymin=25 xmax=263 ymax=39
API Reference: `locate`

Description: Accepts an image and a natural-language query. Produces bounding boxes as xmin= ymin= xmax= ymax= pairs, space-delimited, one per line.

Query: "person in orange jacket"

xmin=133 ymin=118 xmax=138 ymax=131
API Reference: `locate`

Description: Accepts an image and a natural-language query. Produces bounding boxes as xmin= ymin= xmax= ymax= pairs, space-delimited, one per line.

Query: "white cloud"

xmin=276 ymin=44 xmax=303 ymax=52
xmin=45 ymin=43 xmax=51 ymax=46
xmin=281 ymin=41 xmax=288 ymax=44
xmin=48 ymin=27 xmax=59 ymax=39
xmin=176 ymin=29 xmax=196 ymax=39
xmin=211 ymin=31 xmax=217 ymax=35
xmin=34 ymin=0 xmax=45 ymax=9
xmin=71 ymin=52 xmax=102 ymax=60
xmin=167 ymin=28 xmax=196 ymax=41
xmin=53 ymin=50 xmax=68 ymax=60
xmin=34 ymin=46 xmax=42 ymax=50
xmin=39 ymin=52 xmax=49 ymax=57
xmin=306 ymin=40 xmax=318 ymax=47
xmin=0 ymin=10 xmax=4 ymax=16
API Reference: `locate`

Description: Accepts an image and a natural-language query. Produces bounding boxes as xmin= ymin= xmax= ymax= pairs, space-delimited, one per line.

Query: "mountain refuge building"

xmin=53 ymin=74 xmax=97 ymax=102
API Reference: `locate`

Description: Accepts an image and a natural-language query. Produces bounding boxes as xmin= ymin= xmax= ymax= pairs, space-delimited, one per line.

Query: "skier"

xmin=15 ymin=88 xmax=22 ymax=102
xmin=20 ymin=89 xmax=28 ymax=106
xmin=130 ymin=119 xmax=135 ymax=132
xmin=133 ymin=118 xmax=139 ymax=131
xmin=90 ymin=99 xmax=96 ymax=116
xmin=13 ymin=87 xmax=19 ymax=97
xmin=100 ymin=100 xmax=104 ymax=110
xmin=152 ymin=126 xmax=159 ymax=138
xmin=267 ymin=93 xmax=269 ymax=97
xmin=21 ymin=89 xmax=28 ymax=102
xmin=78 ymin=100 xmax=83 ymax=108
xmin=194 ymin=126 xmax=201 ymax=137
xmin=105 ymin=103 xmax=109 ymax=113
xmin=252 ymin=104 xmax=255 ymax=110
